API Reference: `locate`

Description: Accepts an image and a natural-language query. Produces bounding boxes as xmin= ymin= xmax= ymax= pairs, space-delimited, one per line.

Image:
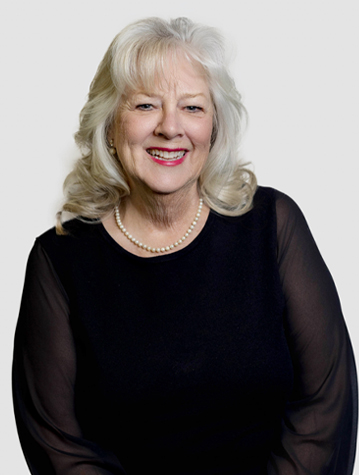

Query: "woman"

xmin=13 ymin=17 xmax=357 ymax=475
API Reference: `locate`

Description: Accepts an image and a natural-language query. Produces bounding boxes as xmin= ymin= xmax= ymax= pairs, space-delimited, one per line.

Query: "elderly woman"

xmin=13 ymin=17 xmax=357 ymax=475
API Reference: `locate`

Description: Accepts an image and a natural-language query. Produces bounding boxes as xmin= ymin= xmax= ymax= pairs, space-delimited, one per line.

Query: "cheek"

xmin=118 ymin=120 xmax=138 ymax=147
xmin=116 ymin=114 xmax=152 ymax=148
xmin=192 ymin=119 xmax=213 ymax=148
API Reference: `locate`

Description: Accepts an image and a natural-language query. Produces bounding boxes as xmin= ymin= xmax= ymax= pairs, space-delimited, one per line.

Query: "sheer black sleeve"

xmin=267 ymin=190 xmax=357 ymax=474
xmin=12 ymin=241 xmax=126 ymax=475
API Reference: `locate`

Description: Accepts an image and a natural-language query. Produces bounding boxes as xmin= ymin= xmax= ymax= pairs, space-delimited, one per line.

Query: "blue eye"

xmin=137 ymin=104 xmax=153 ymax=110
xmin=185 ymin=106 xmax=202 ymax=112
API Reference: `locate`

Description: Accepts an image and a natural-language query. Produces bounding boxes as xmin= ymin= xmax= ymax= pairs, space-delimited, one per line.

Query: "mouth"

xmin=146 ymin=148 xmax=188 ymax=167
xmin=147 ymin=148 xmax=187 ymax=161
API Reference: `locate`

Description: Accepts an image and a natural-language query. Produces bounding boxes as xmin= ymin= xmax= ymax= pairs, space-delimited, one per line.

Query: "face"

xmin=109 ymin=55 xmax=214 ymax=197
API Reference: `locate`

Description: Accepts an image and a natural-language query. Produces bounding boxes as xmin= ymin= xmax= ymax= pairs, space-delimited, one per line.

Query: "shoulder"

xmin=36 ymin=218 xmax=100 ymax=247
xmin=249 ymin=187 xmax=312 ymax=246
xmin=253 ymin=186 xmax=298 ymax=211
xmin=35 ymin=218 xmax=102 ymax=267
xmin=253 ymin=186 xmax=305 ymax=224
xmin=28 ymin=219 xmax=107 ymax=295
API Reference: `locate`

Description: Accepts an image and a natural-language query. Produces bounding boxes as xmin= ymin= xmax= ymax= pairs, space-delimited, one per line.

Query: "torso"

xmin=38 ymin=187 xmax=293 ymax=475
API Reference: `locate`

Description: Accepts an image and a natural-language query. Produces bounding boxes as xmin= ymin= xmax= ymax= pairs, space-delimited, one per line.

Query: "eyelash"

xmin=185 ymin=106 xmax=203 ymax=112
xmin=136 ymin=104 xmax=203 ymax=112
xmin=136 ymin=104 xmax=153 ymax=110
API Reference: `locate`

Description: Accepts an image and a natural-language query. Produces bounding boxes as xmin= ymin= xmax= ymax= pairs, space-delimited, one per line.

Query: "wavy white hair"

xmin=57 ymin=17 xmax=257 ymax=233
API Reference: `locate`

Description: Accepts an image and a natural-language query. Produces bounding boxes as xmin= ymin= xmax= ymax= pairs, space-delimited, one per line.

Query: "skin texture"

xmin=103 ymin=55 xmax=213 ymax=257
xmin=110 ymin=56 xmax=213 ymax=197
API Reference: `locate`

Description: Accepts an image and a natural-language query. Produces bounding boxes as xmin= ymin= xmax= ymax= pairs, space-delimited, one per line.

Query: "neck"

xmin=120 ymin=185 xmax=200 ymax=230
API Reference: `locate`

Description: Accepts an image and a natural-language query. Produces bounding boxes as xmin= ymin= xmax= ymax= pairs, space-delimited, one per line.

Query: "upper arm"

xmin=267 ymin=190 xmax=357 ymax=474
xmin=13 ymin=240 xmax=126 ymax=475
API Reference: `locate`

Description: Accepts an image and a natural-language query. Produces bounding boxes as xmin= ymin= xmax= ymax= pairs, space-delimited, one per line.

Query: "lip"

xmin=149 ymin=148 xmax=187 ymax=152
xmin=146 ymin=148 xmax=188 ymax=167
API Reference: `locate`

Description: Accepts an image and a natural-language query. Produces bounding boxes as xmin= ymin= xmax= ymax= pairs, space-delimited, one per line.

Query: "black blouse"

xmin=13 ymin=187 xmax=357 ymax=474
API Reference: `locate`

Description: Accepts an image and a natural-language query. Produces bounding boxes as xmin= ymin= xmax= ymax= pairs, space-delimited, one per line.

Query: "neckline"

xmin=98 ymin=210 xmax=215 ymax=263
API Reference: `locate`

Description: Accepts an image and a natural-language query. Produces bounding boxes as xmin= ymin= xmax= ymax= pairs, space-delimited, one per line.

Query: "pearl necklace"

xmin=114 ymin=199 xmax=203 ymax=253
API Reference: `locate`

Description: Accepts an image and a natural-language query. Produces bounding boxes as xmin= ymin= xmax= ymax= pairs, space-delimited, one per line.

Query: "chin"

xmin=139 ymin=175 xmax=197 ymax=196
xmin=147 ymin=184 xmax=189 ymax=196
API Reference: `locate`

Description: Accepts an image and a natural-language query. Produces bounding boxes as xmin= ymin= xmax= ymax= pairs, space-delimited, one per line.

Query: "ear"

xmin=106 ymin=126 xmax=117 ymax=155
xmin=106 ymin=119 xmax=115 ymax=144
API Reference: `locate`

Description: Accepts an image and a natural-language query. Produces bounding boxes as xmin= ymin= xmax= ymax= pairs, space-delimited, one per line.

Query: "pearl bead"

xmin=114 ymin=198 xmax=203 ymax=254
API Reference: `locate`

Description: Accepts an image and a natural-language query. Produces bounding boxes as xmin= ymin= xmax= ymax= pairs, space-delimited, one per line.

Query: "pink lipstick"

xmin=147 ymin=148 xmax=188 ymax=167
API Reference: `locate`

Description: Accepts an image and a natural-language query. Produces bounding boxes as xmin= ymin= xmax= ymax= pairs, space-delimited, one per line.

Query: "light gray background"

xmin=1 ymin=0 xmax=358 ymax=472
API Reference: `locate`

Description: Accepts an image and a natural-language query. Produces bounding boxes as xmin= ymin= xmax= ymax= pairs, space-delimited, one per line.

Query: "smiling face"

xmin=109 ymin=55 xmax=214 ymax=198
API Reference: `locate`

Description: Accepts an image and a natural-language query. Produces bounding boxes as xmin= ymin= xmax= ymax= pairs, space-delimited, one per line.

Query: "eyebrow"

xmin=180 ymin=93 xmax=208 ymax=99
xmin=134 ymin=92 xmax=208 ymax=100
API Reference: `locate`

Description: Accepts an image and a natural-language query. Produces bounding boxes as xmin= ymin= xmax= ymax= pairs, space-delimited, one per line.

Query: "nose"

xmin=154 ymin=107 xmax=184 ymax=139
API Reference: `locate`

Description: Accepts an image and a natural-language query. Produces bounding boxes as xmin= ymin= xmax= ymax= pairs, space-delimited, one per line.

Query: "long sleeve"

xmin=12 ymin=241 xmax=126 ymax=475
xmin=267 ymin=191 xmax=357 ymax=474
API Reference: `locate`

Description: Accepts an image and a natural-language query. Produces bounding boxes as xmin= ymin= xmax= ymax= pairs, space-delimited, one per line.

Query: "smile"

xmin=147 ymin=148 xmax=187 ymax=160
xmin=147 ymin=148 xmax=188 ymax=167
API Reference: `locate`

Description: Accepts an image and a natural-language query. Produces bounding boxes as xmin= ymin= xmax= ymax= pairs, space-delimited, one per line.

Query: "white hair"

xmin=57 ymin=17 xmax=257 ymax=233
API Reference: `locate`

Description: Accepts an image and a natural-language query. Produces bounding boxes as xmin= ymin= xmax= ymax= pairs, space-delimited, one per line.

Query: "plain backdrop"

xmin=1 ymin=0 xmax=358 ymax=473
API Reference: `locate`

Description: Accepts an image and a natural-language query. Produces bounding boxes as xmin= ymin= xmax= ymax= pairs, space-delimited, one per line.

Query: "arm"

xmin=267 ymin=191 xmax=357 ymax=474
xmin=13 ymin=241 xmax=126 ymax=475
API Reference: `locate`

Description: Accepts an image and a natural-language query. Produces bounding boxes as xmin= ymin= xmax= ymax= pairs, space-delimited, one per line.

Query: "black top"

xmin=13 ymin=187 xmax=357 ymax=474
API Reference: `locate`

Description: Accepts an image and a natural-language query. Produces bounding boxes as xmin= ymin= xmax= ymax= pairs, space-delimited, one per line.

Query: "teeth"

xmin=147 ymin=149 xmax=186 ymax=161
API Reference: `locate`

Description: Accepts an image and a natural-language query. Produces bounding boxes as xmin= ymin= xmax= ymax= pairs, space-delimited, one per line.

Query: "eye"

xmin=136 ymin=104 xmax=153 ymax=111
xmin=185 ymin=105 xmax=203 ymax=112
